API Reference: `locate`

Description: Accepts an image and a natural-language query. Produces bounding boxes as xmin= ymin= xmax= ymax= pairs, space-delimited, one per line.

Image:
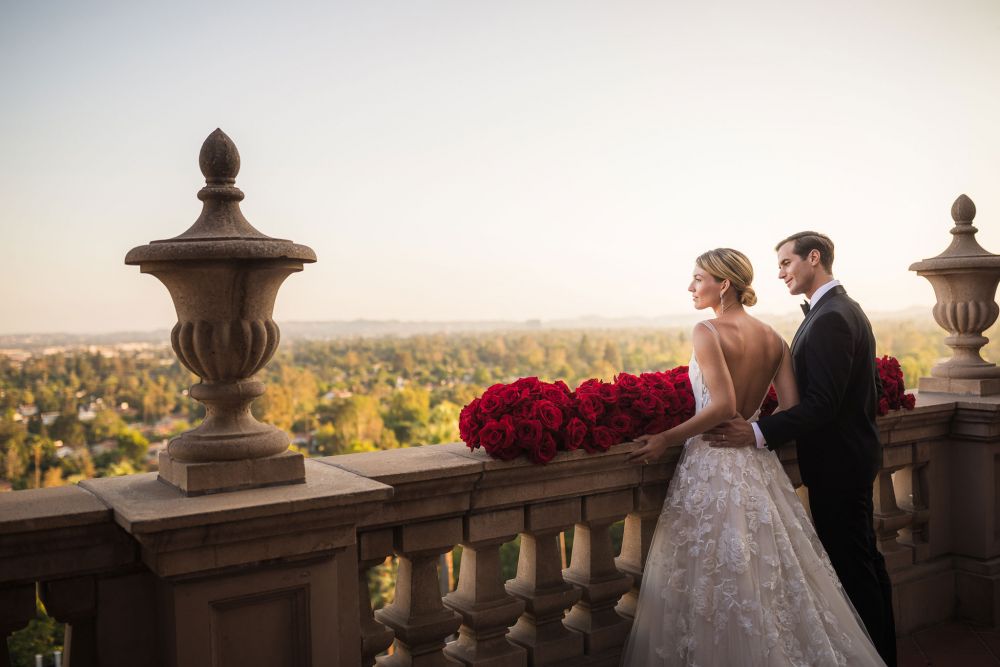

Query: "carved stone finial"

xmin=199 ymin=128 xmax=240 ymax=184
xmin=125 ymin=129 xmax=317 ymax=494
xmin=910 ymin=193 xmax=1000 ymax=395
xmin=952 ymin=194 xmax=976 ymax=224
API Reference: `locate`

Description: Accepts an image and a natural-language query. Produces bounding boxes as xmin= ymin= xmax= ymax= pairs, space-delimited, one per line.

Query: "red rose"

xmin=529 ymin=432 xmax=558 ymax=464
xmin=634 ymin=393 xmax=664 ymax=417
xmin=643 ymin=416 xmax=672 ymax=435
xmin=513 ymin=399 xmax=539 ymax=419
xmin=760 ymin=387 xmax=778 ymax=418
xmin=459 ymin=398 xmax=482 ymax=446
xmin=589 ymin=426 xmax=618 ymax=452
xmin=615 ymin=373 xmax=641 ymax=392
xmin=608 ymin=410 xmax=634 ymax=438
xmin=576 ymin=378 xmax=602 ymax=395
xmin=902 ymin=393 xmax=916 ymax=410
xmin=514 ymin=376 xmax=542 ymax=392
xmin=515 ymin=419 xmax=544 ymax=449
xmin=578 ymin=394 xmax=604 ymax=422
xmin=877 ymin=397 xmax=889 ymax=416
xmin=536 ymin=400 xmax=563 ymax=430
xmin=565 ymin=417 xmax=587 ymax=451
xmin=598 ymin=383 xmax=620 ymax=404
xmin=479 ymin=389 xmax=505 ymax=417
xmin=541 ymin=382 xmax=572 ymax=407
xmin=478 ymin=416 xmax=515 ymax=458
xmin=500 ymin=386 xmax=522 ymax=407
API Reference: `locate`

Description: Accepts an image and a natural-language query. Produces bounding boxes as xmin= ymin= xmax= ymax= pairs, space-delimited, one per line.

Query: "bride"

xmin=622 ymin=248 xmax=884 ymax=666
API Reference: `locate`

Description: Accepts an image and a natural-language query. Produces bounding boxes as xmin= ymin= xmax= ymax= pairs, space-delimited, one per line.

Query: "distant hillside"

xmin=0 ymin=308 xmax=940 ymax=350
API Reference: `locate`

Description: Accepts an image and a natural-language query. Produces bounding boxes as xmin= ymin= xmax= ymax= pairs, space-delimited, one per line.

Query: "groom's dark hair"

xmin=775 ymin=231 xmax=835 ymax=272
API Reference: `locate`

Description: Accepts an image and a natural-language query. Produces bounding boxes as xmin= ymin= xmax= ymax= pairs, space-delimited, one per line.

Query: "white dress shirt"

xmin=752 ymin=280 xmax=842 ymax=449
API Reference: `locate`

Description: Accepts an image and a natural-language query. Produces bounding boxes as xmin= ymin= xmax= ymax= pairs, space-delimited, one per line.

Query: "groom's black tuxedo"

xmin=758 ymin=285 xmax=897 ymax=666
xmin=760 ymin=285 xmax=882 ymax=489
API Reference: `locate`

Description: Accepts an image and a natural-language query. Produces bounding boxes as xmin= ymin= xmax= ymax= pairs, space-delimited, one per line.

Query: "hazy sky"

xmin=2 ymin=0 xmax=999 ymax=334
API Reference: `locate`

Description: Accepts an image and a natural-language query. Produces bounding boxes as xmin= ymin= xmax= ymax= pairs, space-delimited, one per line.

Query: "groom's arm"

xmin=757 ymin=311 xmax=855 ymax=449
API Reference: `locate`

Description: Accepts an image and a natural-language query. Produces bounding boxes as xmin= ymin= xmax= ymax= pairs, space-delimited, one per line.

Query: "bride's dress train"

xmin=621 ymin=344 xmax=885 ymax=666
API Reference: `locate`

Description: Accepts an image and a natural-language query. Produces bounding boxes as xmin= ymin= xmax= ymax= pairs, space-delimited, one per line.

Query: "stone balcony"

xmin=4 ymin=131 xmax=1000 ymax=666
xmin=3 ymin=396 xmax=1000 ymax=666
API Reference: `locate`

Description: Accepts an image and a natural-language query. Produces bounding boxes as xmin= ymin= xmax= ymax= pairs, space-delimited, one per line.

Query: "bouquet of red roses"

xmin=876 ymin=355 xmax=916 ymax=415
xmin=459 ymin=377 xmax=575 ymax=464
xmin=460 ymin=369 xmax=695 ymax=462
xmin=461 ymin=356 xmax=915 ymax=463
xmin=757 ymin=356 xmax=915 ymax=418
xmin=571 ymin=370 xmax=695 ymax=453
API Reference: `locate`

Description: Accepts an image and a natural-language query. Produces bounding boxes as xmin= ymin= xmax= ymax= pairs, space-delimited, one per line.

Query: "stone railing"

xmin=6 ymin=399 xmax=999 ymax=666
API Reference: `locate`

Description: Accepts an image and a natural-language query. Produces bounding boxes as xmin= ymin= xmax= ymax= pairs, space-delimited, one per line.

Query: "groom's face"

xmin=776 ymin=242 xmax=816 ymax=296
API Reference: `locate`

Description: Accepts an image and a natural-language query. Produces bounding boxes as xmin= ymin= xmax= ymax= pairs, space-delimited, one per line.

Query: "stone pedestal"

xmin=919 ymin=377 xmax=1000 ymax=397
xmin=158 ymin=450 xmax=305 ymax=496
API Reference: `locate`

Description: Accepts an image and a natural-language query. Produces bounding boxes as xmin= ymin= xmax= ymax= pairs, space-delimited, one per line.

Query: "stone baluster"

xmin=894 ymin=462 xmax=932 ymax=562
xmin=359 ymin=530 xmax=396 ymax=667
xmin=40 ymin=577 xmax=98 ymax=667
xmin=505 ymin=499 xmax=584 ymax=666
xmin=443 ymin=508 xmax=527 ymax=666
xmin=375 ymin=517 xmax=464 ymax=666
xmin=562 ymin=490 xmax=634 ymax=658
xmin=873 ymin=466 xmax=913 ymax=571
xmin=1 ymin=584 xmax=36 ymax=667
xmin=615 ymin=485 xmax=667 ymax=620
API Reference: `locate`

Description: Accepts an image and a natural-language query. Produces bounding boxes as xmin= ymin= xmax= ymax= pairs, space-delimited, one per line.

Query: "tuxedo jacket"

xmin=758 ymin=286 xmax=882 ymax=490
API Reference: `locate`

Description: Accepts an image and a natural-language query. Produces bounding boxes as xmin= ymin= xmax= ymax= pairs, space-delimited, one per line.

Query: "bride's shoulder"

xmin=693 ymin=319 xmax=721 ymax=337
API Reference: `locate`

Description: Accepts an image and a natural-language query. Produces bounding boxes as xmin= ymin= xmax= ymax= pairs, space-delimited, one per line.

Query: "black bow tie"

xmin=800 ymin=301 xmax=810 ymax=316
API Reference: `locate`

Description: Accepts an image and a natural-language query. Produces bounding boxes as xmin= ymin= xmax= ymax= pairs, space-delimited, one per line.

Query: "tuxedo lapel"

xmin=790 ymin=285 xmax=846 ymax=355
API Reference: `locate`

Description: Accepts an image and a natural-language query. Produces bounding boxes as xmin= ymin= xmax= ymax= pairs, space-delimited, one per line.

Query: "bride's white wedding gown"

xmin=622 ymin=329 xmax=886 ymax=666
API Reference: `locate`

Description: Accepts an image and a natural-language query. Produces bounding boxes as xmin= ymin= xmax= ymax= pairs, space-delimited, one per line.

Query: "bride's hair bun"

xmin=696 ymin=248 xmax=756 ymax=308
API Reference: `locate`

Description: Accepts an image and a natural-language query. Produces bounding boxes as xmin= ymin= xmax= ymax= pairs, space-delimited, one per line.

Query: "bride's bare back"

xmin=702 ymin=314 xmax=793 ymax=419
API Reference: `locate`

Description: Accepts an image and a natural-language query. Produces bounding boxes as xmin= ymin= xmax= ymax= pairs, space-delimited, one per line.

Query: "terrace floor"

xmin=900 ymin=622 xmax=1000 ymax=666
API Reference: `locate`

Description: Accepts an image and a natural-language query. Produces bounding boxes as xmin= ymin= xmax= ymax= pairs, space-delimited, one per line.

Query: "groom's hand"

xmin=704 ymin=418 xmax=755 ymax=448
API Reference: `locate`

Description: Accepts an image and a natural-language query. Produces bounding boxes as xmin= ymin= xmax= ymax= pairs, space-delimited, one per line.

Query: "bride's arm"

xmin=626 ymin=324 xmax=737 ymax=462
xmin=772 ymin=341 xmax=799 ymax=413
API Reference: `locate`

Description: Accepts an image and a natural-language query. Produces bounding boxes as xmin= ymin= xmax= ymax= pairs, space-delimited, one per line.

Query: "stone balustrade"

xmin=7 ymin=398 xmax=998 ymax=666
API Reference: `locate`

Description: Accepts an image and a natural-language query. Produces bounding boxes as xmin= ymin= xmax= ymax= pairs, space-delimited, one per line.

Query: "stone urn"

xmin=125 ymin=129 xmax=316 ymax=494
xmin=910 ymin=194 xmax=1000 ymax=395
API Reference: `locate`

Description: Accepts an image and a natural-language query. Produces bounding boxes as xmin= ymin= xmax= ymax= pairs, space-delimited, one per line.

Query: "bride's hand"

xmin=626 ymin=432 xmax=671 ymax=464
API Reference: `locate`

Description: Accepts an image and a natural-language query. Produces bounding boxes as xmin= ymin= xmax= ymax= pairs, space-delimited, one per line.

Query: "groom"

xmin=704 ymin=231 xmax=896 ymax=666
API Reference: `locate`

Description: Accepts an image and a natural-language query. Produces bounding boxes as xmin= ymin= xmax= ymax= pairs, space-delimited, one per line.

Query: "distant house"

xmin=41 ymin=411 xmax=60 ymax=427
xmin=17 ymin=405 xmax=38 ymax=419
xmin=55 ymin=445 xmax=75 ymax=459
xmin=90 ymin=439 xmax=118 ymax=456
xmin=77 ymin=405 xmax=97 ymax=422
xmin=321 ymin=389 xmax=353 ymax=401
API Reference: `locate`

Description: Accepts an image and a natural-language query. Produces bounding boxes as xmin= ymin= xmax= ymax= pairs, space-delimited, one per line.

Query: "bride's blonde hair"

xmin=696 ymin=248 xmax=758 ymax=307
